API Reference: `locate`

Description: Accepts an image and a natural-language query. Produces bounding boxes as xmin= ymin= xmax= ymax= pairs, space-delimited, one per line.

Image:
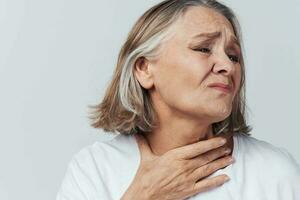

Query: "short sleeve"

xmin=56 ymin=151 xmax=112 ymax=200
xmin=277 ymin=148 xmax=300 ymax=200
xmin=56 ymin=158 xmax=89 ymax=200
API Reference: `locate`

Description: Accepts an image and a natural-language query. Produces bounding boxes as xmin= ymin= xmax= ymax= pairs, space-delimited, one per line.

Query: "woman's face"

xmin=147 ymin=6 xmax=242 ymax=123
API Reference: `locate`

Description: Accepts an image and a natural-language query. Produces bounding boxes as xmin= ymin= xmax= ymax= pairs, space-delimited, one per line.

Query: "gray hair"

xmin=89 ymin=0 xmax=252 ymax=136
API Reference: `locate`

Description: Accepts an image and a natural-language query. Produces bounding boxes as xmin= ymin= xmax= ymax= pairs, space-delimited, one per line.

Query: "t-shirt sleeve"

xmin=56 ymin=152 xmax=112 ymax=200
xmin=56 ymin=158 xmax=90 ymax=200
xmin=277 ymin=148 xmax=300 ymax=200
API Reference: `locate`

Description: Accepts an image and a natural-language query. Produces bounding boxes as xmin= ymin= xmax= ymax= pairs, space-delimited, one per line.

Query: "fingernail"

xmin=229 ymin=157 xmax=235 ymax=163
xmin=224 ymin=148 xmax=231 ymax=155
xmin=224 ymin=176 xmax=230 ymax=182
xmin=220 ymin=138 xmax=227 ymax=145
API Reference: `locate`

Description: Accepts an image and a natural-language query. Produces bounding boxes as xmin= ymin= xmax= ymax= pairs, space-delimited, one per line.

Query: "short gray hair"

xmin=89 ymin=0 xmax=252 ymax=136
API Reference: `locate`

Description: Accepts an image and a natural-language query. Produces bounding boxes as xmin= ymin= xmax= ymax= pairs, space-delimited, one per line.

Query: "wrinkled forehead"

xmin=171 ymin=6 xmax=236 ymax=41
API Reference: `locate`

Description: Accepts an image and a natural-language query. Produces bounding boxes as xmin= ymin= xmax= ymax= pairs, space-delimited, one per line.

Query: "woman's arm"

xmin=56 ymin=154 xmax=112 ymax=200
xmin=277 ymin=148 xmax=300 ymax=200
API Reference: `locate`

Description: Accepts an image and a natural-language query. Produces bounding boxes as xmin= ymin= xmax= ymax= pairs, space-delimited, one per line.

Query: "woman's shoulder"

xmin=71 ymin=133 xmax=138 ymax=166
xmin=57 ymin=134 xmax=138 ymax=199
xmin=236 ymin=133 xmax=300 ymax=178
xmin=236 ymin=133 xmax=295 ymax=160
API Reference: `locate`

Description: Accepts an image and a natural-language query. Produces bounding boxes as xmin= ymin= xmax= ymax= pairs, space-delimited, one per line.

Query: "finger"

xmin=134 ymin=133 xmax=154 ymax=160
xmin=191 ymin=156 xmax=234 ymax=181
xmin=174 ymin=137 xmax=227 ymax=159
xmin=189 ymin=146 xmax=232 ymax=168
xmin=190 ymin=174 xmax=230 ymax=195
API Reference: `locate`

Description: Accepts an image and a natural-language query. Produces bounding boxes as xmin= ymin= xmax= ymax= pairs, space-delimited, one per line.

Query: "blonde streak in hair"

xmin=90 ymin=1 xmax=251 ymax=135
xmin=215 ymin=123 xmax=229 ymax=135
xmin=118 ymin=27 xmax=175 ymax=115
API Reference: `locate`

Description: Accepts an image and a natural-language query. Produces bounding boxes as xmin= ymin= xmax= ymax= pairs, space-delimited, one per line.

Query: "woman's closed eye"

xmin=193 ymin=46 xmax=240 ymax=63
xmin=194 ymin=47 xmax=211 ymax=53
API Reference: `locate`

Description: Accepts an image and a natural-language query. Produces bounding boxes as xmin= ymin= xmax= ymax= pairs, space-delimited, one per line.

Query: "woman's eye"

xmin=228 ymin=55 xmax=240 ymax=63
xmin=195 ymin=47 xmax=211 ymax=53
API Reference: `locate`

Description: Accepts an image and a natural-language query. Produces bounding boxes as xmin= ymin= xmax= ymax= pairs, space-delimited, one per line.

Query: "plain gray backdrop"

xmin=0 ymin=0 xmax=299 ymax=199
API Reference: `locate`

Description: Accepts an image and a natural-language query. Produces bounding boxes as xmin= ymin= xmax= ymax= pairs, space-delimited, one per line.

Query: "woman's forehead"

xmin=174 ymin=6 xmax=235 ymax=38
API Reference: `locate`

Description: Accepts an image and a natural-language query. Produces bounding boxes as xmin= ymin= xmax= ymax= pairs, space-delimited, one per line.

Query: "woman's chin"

xmin=210 ymin=108 xmax=232 ymax=122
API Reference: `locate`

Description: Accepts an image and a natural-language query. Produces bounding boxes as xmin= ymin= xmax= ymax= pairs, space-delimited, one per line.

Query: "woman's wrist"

xmin=120 ymin=182 xmax=151 ymax=200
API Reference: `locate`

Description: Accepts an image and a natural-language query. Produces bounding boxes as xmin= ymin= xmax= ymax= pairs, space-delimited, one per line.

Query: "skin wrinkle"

xmin=135 ymin=6 xmax=240 ymax=156
xmin=190 ymin=32 xmax=241 ymax=61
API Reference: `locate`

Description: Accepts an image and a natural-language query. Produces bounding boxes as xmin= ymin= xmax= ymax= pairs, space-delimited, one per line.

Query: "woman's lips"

xmin=208 ymin=83 xmax=233 ymax=94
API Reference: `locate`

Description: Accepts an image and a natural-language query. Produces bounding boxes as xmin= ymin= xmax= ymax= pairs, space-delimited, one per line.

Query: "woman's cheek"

xmin=235 ymin=68 xmax=242 ymax=93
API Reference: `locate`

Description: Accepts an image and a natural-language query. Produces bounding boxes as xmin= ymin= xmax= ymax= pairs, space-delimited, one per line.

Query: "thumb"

xmin=134 ymin=133 xmax=155 ymax=160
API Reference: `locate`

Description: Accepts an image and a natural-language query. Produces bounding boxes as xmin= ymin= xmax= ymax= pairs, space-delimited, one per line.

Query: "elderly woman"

xmin=56 ymin=0 xmax=300 ymax=199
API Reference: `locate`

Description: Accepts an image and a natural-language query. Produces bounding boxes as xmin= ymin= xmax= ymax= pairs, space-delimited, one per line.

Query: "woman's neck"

xmin=142 ymin=91 xmax=234 ymax=156
xmin=141 ymin=119 xmax=233 ymax=156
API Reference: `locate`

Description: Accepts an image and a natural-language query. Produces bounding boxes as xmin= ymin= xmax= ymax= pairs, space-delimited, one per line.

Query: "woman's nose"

xmin=212 ymin=53 xmax=236 ymax=76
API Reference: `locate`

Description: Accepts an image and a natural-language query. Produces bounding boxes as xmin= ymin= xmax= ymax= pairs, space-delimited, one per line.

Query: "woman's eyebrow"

xmin=192 ymin=31 xmax=222 ymax=40
xmin=229 ymin=36 xmax=241 ymax=49
xmin=192 ymin=31 xmax=241 ymax=48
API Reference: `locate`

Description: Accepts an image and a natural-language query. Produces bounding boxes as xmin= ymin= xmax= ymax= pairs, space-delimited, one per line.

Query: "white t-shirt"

xmin=56 ymin=133 xmax=300 ymax=200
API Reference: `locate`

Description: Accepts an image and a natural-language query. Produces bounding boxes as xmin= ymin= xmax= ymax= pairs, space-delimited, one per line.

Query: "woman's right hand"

xmin=121 ymin=133 xmax=234 ymax=200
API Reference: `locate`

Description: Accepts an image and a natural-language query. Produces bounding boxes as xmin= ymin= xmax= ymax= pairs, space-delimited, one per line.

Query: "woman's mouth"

xmin=208 ymin=83 xmax=233 ymax=94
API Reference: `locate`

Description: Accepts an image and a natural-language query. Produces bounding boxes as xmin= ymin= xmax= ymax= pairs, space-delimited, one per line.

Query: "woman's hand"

xmin=121 ymin=134 xmax=234 ymax=200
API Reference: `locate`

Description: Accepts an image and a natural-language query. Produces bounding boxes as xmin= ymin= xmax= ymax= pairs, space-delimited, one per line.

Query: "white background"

xmin=0 ymin=0 xmax=299 ymax=199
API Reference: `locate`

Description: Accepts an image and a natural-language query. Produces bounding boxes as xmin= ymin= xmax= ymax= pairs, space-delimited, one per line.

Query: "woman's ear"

xmin=134 ymin=57 xmax=154 ymax=89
